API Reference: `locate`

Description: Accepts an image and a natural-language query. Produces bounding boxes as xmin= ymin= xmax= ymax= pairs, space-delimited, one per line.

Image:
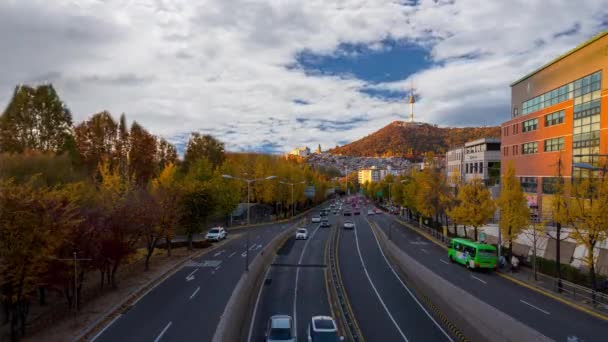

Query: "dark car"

xmin=343 ymin=211 xmax=352 ymax=216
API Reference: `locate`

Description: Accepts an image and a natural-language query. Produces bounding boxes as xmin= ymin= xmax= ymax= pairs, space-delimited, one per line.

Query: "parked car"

xmin=367 ymin=210 xmax=375 ymax=216
xmin=296 ymin=228 xmax=309 ymax=240
xmin=205 ymin=227 xmax=227 ymax=241
xmin=266 ymin=315 xmax=296 ymax=342
xmin=343 ymin=220 xmax=355 ymax=229
xmin=307 ymin=316 xmax=344 ymax=342
xmin=312 ymin=216 xmax=321 ymax=223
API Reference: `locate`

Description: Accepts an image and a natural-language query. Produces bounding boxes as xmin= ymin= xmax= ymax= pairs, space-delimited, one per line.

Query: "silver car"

xmin=266 ymin=315 xmax=295 ymax=342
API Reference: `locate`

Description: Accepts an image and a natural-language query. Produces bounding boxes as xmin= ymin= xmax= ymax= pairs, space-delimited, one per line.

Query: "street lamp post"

xmin=280 ymin=180 xmax=306 ymax=218
xmin=222 ymin=174 xmax=276 ymax=271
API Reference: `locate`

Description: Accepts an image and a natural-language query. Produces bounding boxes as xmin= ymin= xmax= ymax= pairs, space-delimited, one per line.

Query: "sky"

xmin=1 ymin=0 xmax=607 ymax=154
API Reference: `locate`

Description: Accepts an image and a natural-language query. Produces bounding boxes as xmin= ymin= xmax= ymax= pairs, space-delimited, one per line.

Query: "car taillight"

xmin=475 ymin=262 xmax=480 ymax=267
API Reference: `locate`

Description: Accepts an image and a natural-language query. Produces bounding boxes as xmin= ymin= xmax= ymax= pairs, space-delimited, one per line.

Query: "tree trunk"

xmin=556 ymin=223 xmax=562 ymax=292
xmin=111 ymin=261 xmax=120 ymax=288
xmin=144 ymin=242 xmax=156 ymax=272
xmin=38 ymin=287 xmax=46 ymax=306
xmin=589 ymin=246 xmax=597 ymax=303
xmin=166 ymin=236 xmax=172 ymax=257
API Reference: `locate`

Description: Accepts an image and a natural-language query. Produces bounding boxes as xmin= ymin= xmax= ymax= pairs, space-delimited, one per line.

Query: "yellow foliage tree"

xmin=564 ymin=172 xmax=608 ymax=292
xmin=447 ymin=178 xmax=495 ymax=241
xmin=496 ymin=161 xmax=529 ymax=259
xmin=150 ymin=163 xmax=183 ymax=260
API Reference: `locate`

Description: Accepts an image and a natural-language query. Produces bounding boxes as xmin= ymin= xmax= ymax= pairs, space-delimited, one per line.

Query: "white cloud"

xmin=1 ymin=0 xmax=606 ymax=152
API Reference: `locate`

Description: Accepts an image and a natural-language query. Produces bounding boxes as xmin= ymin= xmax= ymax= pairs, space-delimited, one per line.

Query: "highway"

xmin=249 ymin=211 xmax=333 ymax=341
xmin=370 ymin=212 xmax=608 ymax=342
xmin=338 ymin=213 xmax=453 ymax=341
xmin=92 ymin=220 xmax=301 ymax=342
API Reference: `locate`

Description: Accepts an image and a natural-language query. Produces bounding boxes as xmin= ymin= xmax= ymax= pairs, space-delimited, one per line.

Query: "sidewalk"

xmin=498 ymin=265 xmax=608 ymax=318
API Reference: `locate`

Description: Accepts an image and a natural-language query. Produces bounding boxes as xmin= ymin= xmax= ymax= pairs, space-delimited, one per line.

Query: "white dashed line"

xmin=471 ymin=275 xmax=487 ymax=285
xmin=189 ymin=286 xmax=200 ymax=300
xmin=153 ymin=321 xmax=172 ymax=342
xmin=520 ymin=300 xmax=550 ymax=315
xmin=228 ymin=252 xmax=236 ymax=258
xmin=440 ymin=259 xmax=450 ymax=265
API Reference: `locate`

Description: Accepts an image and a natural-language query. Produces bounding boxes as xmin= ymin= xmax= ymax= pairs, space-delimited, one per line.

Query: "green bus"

xmin=448 ymin=238 xmax=497 ymax=270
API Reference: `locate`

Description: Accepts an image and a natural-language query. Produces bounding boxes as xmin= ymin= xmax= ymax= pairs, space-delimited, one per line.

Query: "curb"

xmin=391 ymin=216 xmax=608 ymax=322
xmin=74 ymin=240 xmax=228 ymax=342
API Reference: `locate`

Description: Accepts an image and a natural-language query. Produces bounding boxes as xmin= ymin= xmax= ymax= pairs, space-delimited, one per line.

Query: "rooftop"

xmin=465 ymin=137 xmax=501 ymax=146
xmin=510 ymin=31 xmax=608 ymax=86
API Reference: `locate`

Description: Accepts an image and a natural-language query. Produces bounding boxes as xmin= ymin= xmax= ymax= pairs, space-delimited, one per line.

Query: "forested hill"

xmin=328 ymin=121 xmax=501 ymax=160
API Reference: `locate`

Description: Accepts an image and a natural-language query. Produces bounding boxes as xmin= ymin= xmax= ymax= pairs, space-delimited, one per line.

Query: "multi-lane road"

xmin=92 ymin=221 xmax=300 ymax=342
xmin=91 ymin=199 xmax=608 ymax=342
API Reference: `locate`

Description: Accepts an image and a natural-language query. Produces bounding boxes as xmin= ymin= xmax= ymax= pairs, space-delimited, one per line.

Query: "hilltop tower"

xmin=408 ymin=84 xmax=415 ymax=123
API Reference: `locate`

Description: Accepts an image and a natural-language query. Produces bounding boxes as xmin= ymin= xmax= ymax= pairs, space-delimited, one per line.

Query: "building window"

xmin=542 ymin=177 xmax=563 ymax=194
xmin=512 ymin=145 xmax=518 ymax=155
xmin=513 ymin=106 xmax=519 ymax=118
xmin=522 ymin=142 xmax=538 ymax=154
xmin=465 ymin=163 xmax=469 ymax=174
xmin=520 ymin=177 xmax=538 ymax=193
xmin=522 ymin=118 xmax=538 ymax=132
xmin=503 ymin=146 xmax=509 ymax=156
xmin=545 ymin=110 xmax=565 ymax=127
xmin=544 ymin=137 xmax=564 ymax=152
xmin=522 ymin=83 xmax=571 ymax=115
xmin=503 ymin=127 xmax=509 ymax=137
xmin=513 ymin=123 xmax=519 ymax=134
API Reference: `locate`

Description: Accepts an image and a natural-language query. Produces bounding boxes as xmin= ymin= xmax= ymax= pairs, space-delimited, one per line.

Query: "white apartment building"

xmin=446 ymin=147 xmax=464 ymax=185
xmin=446 ymin=138 xmax=501 ymax=185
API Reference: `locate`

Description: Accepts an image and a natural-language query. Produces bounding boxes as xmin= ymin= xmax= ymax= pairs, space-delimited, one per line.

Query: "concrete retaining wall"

xmin=372 ymin=224 xmax=552 ymax=342
xmin=212 ymin=220 xmax=301 ymax=342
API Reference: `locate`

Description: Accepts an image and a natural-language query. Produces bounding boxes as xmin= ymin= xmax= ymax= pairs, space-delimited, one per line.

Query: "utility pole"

xmin=59 ymin=252 xmax=91 ymax=313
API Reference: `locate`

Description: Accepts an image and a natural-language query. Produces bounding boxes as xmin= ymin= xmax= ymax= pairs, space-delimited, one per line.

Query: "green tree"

xmin=150 ymin=163 xmax=183 ymax=259
xmin=180 ymin=159 xmax=216 ymax=249
xmin=0 ymin=84 xmax=73 ymax=153
xmin=496 ymin=161 xmax=529 ymax=260
xmin=447 ymin=178 xmax=495 ymax=241
xmin=184 ymin=133 xmax=225 ymax=171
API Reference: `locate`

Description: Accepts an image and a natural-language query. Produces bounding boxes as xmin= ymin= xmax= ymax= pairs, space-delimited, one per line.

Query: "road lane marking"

xmin=213 ymin=250 xmax=225 ymax=257
xmin=189 ymin=286 xmax=200 ymax=300
xmin=440 ymin=259 xmax=450 ymax=265
xmin=241 ymin=251 xmax=247 ymax=257
xmin=185 ymin=268 xmax=198 ymax=281
xmin=90 ymin=314 xmax=122 ymax=342
xmin=354 ymin=221 xmax=409 ymax=342
xmin=421 ymin=248 xmax=429 ymax=254
xmin=471 ymin=275 xmax=487 ymax=285
xmin=248 ymin=266 xmax=272 ymax=342
xmin=366 ymin=219 xmax=453 ymax=341
xmin=228 ymin=252 xmax=236 ymax=258
xmin=520 ymin=300 xmax=550 ymax=315
xmin=294 ymin=223 xmax=322 ymax=338
xmin=153 ymin=321 xmax=172 ymax=342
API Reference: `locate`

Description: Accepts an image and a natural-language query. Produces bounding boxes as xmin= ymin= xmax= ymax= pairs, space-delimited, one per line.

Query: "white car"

xmin=296 ymin=228 xmax=308 ymax=240
xmin=367 ymin=210 xmax=375 ymax=216
xmin=205 ymin=227 xmax=227 ymax=241
xmin=311 ymin=216 xmax=321 ymax=223
xmin=307 ymin=316 xmax=344 ymax=342
xmin=343 ymin=221 xmax=355 ymax=229
xmin=266 ymin=315 xmax=296 ymax=342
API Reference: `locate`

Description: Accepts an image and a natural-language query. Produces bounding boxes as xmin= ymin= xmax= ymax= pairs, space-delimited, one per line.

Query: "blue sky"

xmin=1 ymin=0 xmax=608 ymax=154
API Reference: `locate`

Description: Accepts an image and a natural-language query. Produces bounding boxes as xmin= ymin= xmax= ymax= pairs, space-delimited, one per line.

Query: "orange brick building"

xmin=501 ymin=32 xmax=608 ymax=219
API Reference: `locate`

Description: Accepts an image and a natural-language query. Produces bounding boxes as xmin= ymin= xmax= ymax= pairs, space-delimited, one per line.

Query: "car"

xmin=311 ymin=216 xmax=321 ymax=223
xmin=343 ymin=220 xmax=355 ymax=229
xmin=307 ymin=316 xmax=344 ymax=342
xmin=266 ymin=315 xmax=295 ymax=342
xmin=354 ymin=210 xmax=361 ymax=215
xmin=321 ymin=220 xmax=331 ymax=228
xmin=296 ymin=228 xmax=308 ymax=240
xmin=205 ymin=227 xmax=227 ymax=241
xmin=332 ymin=210 xmax=338 ymax=214
xmin=367 ymin=210 xmax=375 ymax=216
xmin=343 ymin=211 xmax=352 ymax=216
xmin=375 ymin=209 xmax=382 ymax=214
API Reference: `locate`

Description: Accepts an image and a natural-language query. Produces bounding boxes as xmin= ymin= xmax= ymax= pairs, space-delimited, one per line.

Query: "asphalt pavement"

xmin=338 ymin=212 xmax=452 ymax=342
xmin=249 ymin=210 xmax=333 ymax=341
xmin=370 ymin=213 xmax=608 ymax=342
xmin=92 ymin=220 xmax=302 ymax=342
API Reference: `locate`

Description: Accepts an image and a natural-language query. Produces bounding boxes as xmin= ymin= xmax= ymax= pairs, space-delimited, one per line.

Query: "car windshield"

xmin=269 ymin=328 xmax=292 ymax=339
xmin=312 ymin=330 xmax=339 ymax=341
xmin=298 ymin=229 xmax=307 ymax=233
xmin=209 ymin=229 xmax=219 ymax=233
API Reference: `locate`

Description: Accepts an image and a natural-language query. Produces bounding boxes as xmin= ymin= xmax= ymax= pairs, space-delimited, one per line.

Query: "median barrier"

xmin=212 ymin=219 xmax=302 ymax=342
xmin=371 ymin=223 xmax=552 ymax=342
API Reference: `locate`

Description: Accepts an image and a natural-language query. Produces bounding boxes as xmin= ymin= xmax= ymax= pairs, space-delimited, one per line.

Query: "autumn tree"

xmin=0 ymin=178 xmax=80 ymax=340
xmin=156 ymin=138 xmax=178 ymax=173
xmin=564 ymin=171 xmax=608 ymax=293
xmin=74 ymin=111 xmax=119 ymax=177
xmin=149 ymin=163 xmax=183 ymax=259
xmin=412 ymin=155 xmax=449 ymax=229
xmin=128 ymin=122 xmax=157 ymax=186
xmin=0 ymin=84 xmax=73 ymax=153
xmin=448 ymin=178 xmax=495 ymax=241
xmin=549 ymin=155 xmax=569 ymax=291
xmin=180 ymin=159 xmax=216 ymax=249
xmin=496 ymin=161 xmax=529 ymax=260
xmin=184 ymin=133 xmax=225 ymax=171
